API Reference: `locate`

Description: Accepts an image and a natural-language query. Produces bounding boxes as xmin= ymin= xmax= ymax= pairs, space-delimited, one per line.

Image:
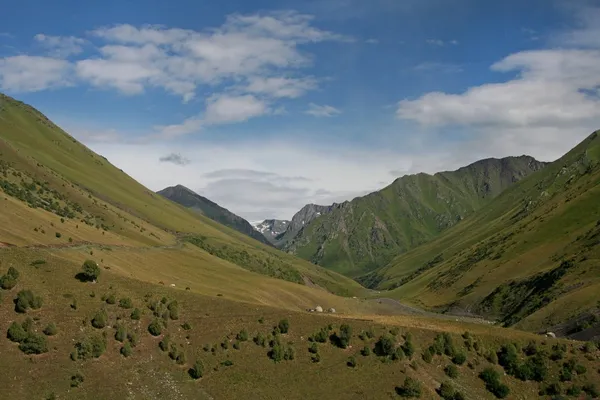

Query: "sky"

xmin=1 ymin=0 xmax=599 ymax=221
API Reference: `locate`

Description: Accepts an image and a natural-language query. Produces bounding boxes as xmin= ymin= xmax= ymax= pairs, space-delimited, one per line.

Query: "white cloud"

xmin=306 ymin=103 xmax=342 ymax=117
xmin=245 ymin=76 xmax=317 ymax=98
xmin=0 ymin=56 xmax=71 ymax=92
xmin=425 ymin=39 xmax=458 ymax=46
xmin=159 ymin=153 xmax=191 ymax=166
xmin=413 ymin=62 xmax=463 ymax=73
xmin=204 ymin=94 xmax=269 ymax=124
xmin=154 ymin=117 xmax=203 ymax=138
xmin=554 ymin=3 xmax=600 ymax=49
xmin=34 ymin=34 xmax=86 ymax=57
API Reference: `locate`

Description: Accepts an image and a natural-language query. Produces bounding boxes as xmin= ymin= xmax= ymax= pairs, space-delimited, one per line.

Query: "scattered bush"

xmin=148 ymin=319 xmax=163 ymax=336
xmin=284 ymin=346 xmax=295 ymax=361
xmin=389 ymin=327 xmax=400 ymax=336
xmin=119 ymin=298 xmax=133 ymax=309
xmin=120 ymin=342 xmax=133 ymax=357
xmin=0 ymin=274 xmax=17 ymax=290
xmin=269 ymin=343 xmax=284 ymax=362
xmin=167 ymin=301 xmax=179 ymax=320
xmin=236 ymin=329 xmax=249 ymax=342
xmin=438 ymin=381 xmax=465 ymax=400
xmin=6 ymin=267 xmax=19 ymax=280
xmin=374 ymin=334 xmax=396 ymax=357
xmin=402 ymin=337 xmax=415 ymax=358
xmin=347 ymin=356 xmax=357 ymax=368
xmin=497 ymin=344 xmax=519 ymax=375
xmin=396 ymin=377 xmax=422 ymax=398
xmin=479 ymin=367 xmax=510 ymax=399
xmin=70 ymin=373 xmax=84 ymax=388
xmin=43 ymin=322 xmax=58 ymax=336
xmin=115 ymin=325 xmax=127 ymax=342
xmin=221 ymin=359 xmax=233 ymax=367
xmin=539 ymin=382 xmax=561 ymax=396
xmin=311 ymin=352 xmax=321 ymax=363
xmin=127 ymin=332 xmax=139 ymax=347
xmin=105 ymin=294 xmax=116 ymax=305
xmin=130 ymin=308 xmax=141 ymax=320
xmin=253 ymin=333 xmax=266 ymax=347
xmin=14 ymin=289 xmax=43 ymax=313
xmin=361 ymin=346 xmax=371 ymax=356
xmin=422 ymin=349 xmax=433 ymax=363
xmin=7 ymin=321 xmax=28 ymax=342
xmin=312 ymin=328 xmax=328 ymax=343
xmin=309 ymin=342 xmax=318 ymax=354
xmin=574 ymin=363 xmax=587 ymax=375
xmin=233 ymin=341 xmax=240 ymax=350
xmin=189 ymin=360 xmax=204 ymax=379
xmin=81 ymin=260 xmax=100 ymax=281
xmin=181 ymin=321 xmax=192 ymax=330
xmin=159 ymin=335 xmax=170 ymax=352
xmin=583 ymin=383 xmax=599 ymax=398
xmin=333 ymin=324 xmax=352 ymax=349
xmin=91 ymin=310 xmax=108 ymax=329
xmin=72 ymin=335 xmax=106 ymax=359
xmin=19 ymin=333 xmax=48 ymax=354
xmin=486 ymin=350 xmax=498 ymax=364
xmin=566 ymin=385 xmax=581 ymax=396
xmin=445 ymin=364 xmax=459 ymax=378
xmin=278 ymin=319 xmax=290 ymax=334
xmin=524 ymin=340 xmax=538 ymax=356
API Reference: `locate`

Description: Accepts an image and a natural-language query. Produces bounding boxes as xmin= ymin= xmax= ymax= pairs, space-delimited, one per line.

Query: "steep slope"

xmin=0 ymin=93 xmax=363 ymax=296
xmin=368 ymin=131 xmax=600 ymax=332
xmin=157 ymin=185 xmax=272 ymax=246
xmin=253 ymin=219 xmax=290 ymax=245
xmin=286 ymin=156 xmax=547 ymax=277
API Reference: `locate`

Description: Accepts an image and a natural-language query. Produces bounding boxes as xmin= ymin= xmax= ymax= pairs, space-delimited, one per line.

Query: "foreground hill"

xmin=367 ymin=131 xmax=600 ymax=333
xmin=157 ymin=185 xmax=272 ymax=246
xmin=285 ymin=156 xmax=547 ymax=277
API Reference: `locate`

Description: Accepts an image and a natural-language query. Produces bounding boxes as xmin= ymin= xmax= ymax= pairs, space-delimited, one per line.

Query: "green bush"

xmin=182 ymin=322 xmax=192 ymax=331
xmin=361 ymin=346 xmax=371 ymax=356
xmin=539 ymin=382 xmax=561 ymax=396
xmin=479 ymin=367 xmax=510 ymax=399
xmin=523 ymin=340 xmax=538 ymax=356
xmin=236 ymin=329 xmax=249 ymax=342
xmin=159 ymin=335 xmax=170 ymax=352
xmin=119 ymin=298 xmax=133 ymax=309
xmin=278 ymin=319 xmax=290 ymax=334
xmin=105 ymin=294 xmax=116 ymax=305
xmin=115 ymin=325 xmax=127 ymax=342
xmin=497 ymin=344 xmax=519 ymax=375
xmin=312 ymin=328 xmax=328 ymax=343
xmin=81 ymin=260 xmax=100 ymax=281
xmin=445 ymin=364 xmax=459 ymax=378
xmin=148 ymin=319 xmax=162 ymax=336
xmin=7 ymin=321 xmax=28 ymax=342
xmin=311 ymin=352 xmax=321 ymax=363
xmin=422 ymin=349 xmax=433 ymax=363
xmin=233 ymin=341 xmax=241 ymax=350
xmin=309 ymin=342 xmax=318 ymax=354
xmin=70 ymin=373 xmax=84 ymax=388
xmin=574 ymin=364 xmax=587 ymax=375
xmin=14 ymin=289 xmax=43 ymax=313
xmin=91 ymin=310 xmax=108 ymax=329
xmin=221 ymin=359 xmax=233 ymax=367
xmin=43 ymin=322 xmax=58 ymax=336
xmin=72 ymin=335 xmax=106 ymax=359
xmin=451 ymin=351 xmax=466 ymax=365
xmin=284 ymin=346 xmax=295 ymax=361
xmin=0 ymin=274 xmax=17 ymax=290
xmin=438 ymin=381 xmax=464 ymax=400
xmin=6 ymin=267 xmax=19 ymax=280
xmin=583 ymin=383 xmax=599 ymax=398
xmin=253 ymin=333 xmax=266 ymax=347
xmin=269 ymin=343 xmax=284 ymax=362
xmin=19 ymin=333 xmax=48 ymax=354
xmin=374 ymin=334 xmax=396 ymax=357
xmin=402 ymin=338 xmax=415 ymax=358
xmin=120 ymin=342 xmax=133 ymax=357
xmin=127 ymin=332 xmax=139 ymax=347
xmin=130 ymin=308 xmax=141 ymax=320
xmin=396 ymin=377 xmax=422 ymax=398
xmin=347 ymin=356 xmax=357 ymax=368
xmin=167 ymin=300 xmax=179 ymax=320
xmin=389 ymin=327 xmax=400 ymax=336
xmin=566 ymin=385 xmax=581 ymax=396
xmin=189 ymin=360 xmax=204 ymax=379
xmin=392 ymin=346 xmax=405 ymax=361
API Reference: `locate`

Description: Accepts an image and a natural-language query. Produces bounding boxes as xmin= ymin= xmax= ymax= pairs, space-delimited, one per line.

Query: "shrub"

xmin=105 ymin=294 xmax=116 ymax=305
xmin=127 ymin=332 xmax=139 ymax=347
xmin=486 ymin=350 xmax=498 ymax=364
xmin=43 ymin=322 xmax=58 ymax=336
xmin=361 ymin=346 xmax=371 ymax=356
xmin=221 ymin=359 xmax=233 ymax=367
xmin=148 ymin=319 xmax=162 ymax=336
xmin=189 ymin=360 xmax=204 ymax=379
xmin=524 ymin=341 xmax=538 ymax=356
xmin=119 ymin=298 xmax=133 ymax=309
xmin=438 ymin=381 xmax=464 ymax=400
xmin=236 ymin=329 xmax=249 ymax=342
xmin=278 ymin=319 xmax=290 ymax=334
xmin=539 ymin=382 xmax=561 ymax=396
xmin=445 ymin=364 xmax=459 ymax=378
xmin=422 ymin=349 xmax=433 ymax=363
xmin=333 ymin=324 xmax=352 ymax=349
xmin=583 ymin=342 xmax=596 ymax=354
xmin=70 ymin=373 xmax=84 ymax=388
xmin=311 ymin=352 xmax=321 ymax=363
xmin=0 ymin=274 xmax=17 ymax=290
xmin=81 ymin=260 xmax=100 ymax=281
xmin=402 ymin=338 xmax=415 ymax=358
xmin=479 ymin=367 xmax=510 ymax=399
xmin=6 ymin=267 xmax=19 ymax=280
xmin=313 ymin=328 xmax=328 ymax=343
xmin=374 ymin=335 xmax=396 ymax=357
xmin=120 ymin=342 xmax=133 ymax=357
xmin=130 ymin=308 xmax=141 ymax=320
xmin=258 ymin=317 xmax=264 ymax=324
xmin=115 ymin=325 xmax=127 ymax=342
xmin=583 ymin=383 xmax=599 ymax=398
xmin=566 ymin=385 xmax=581 ymax=396
xmin=159 ymin=335 xmax=170 ymax=352
xmin=91 ymin=310 xmax=108 ymax=329
xmin=389 ymin=327 xmax=400 ymax=336
xmin=72 ymin=335 xmax=106 ymax=359
xmin=253 ymin=333 xmax=266 ymax=347
xmin=497 ymin=344 xmax=519 ymax=375
xmin=574 ymin=364 xmax=587 ymax=375
xmin=347 ymin=356 xmax=357 ymax=367
xmin=167 ymin=301 xmax=179 ymax=320
xmin=14 ymin=290 xmax=43 ymax=313
xmin=517 ymin=354 xmax=547 ymax=382
xmin=182 ymin=321 xmax=192 ymax=330
xmin=233 ymin=341 xmax=241 ymax=350
xmin=396 ymin=377 xmax=422 ymax=398
xmin=309 ymin=342 xmax=319 ymax=354
xmin=269 ymin=343 xmax=284 ymax=362
xmin=7 ymin=321 xmax=28 ymax=342
xmin=284 ymin=346 xmax=295 ymax=361
xmin=392 ymin=346 xmax=405 ymax=361
xmin=19 ymin=333 xmax=48 ymax=354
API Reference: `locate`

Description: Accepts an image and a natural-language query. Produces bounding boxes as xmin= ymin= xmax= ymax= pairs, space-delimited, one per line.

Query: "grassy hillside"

xmin=368 ymin=131 xmax=600 ymax=333
xmin=0 ymin=93 xmax=363 ymax=296
xmin=286 ymin=156 xmax=546 ymax=277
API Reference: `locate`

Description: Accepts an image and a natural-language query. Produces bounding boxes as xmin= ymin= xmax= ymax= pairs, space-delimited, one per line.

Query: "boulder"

xmin=315 ymin=306 xmax=323 ymax=313
xmin=328 ymin=308 xmax=336 ymax=313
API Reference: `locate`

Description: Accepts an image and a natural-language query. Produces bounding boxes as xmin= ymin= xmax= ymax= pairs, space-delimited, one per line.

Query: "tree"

xmin=189 ymin=360 xmax=204 ymax=379
xmin=374 ymin=335 xmax=396 ymax=357
xmin=81 ymin=260 xmax=100 ymax=281
xmin=452 ymin=352 xmax=467 ymax=365
xmin=396 ymin=377 xmax=422 ymax=398
xmin=334 ymin=324 xmax=352 ymax=349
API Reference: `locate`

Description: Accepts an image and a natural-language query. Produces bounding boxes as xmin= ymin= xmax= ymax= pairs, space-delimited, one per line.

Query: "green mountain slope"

xmin=369 ymin=131 xmax=600 ymax=332
xmin=286 ymin=156 xmax=547 ymax=277
xmin=157 ymin=184 xmax=272 ymax=246
xmin=0 ymin=93 xmax=362 ymax=296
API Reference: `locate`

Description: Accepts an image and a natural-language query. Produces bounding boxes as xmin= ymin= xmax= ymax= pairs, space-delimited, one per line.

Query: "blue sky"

xmin=1 ymin=0 xmax=599 ymax=220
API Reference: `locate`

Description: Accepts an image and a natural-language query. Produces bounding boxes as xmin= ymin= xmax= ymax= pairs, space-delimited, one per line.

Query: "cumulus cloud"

xmin=306 ymin=103 xmax=342 ymax=117
xmin=159 ymin=153 xmax=191 ymax=166
xmin=245 ymin=76 xmax=317 ymax=98
xmin=204 ymin=94 xmax=269 ymax=124
xmin=34 ymin=34 xmax=86 ymax=57
xmin=0 ymin=56 xmax=71 ymax=92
